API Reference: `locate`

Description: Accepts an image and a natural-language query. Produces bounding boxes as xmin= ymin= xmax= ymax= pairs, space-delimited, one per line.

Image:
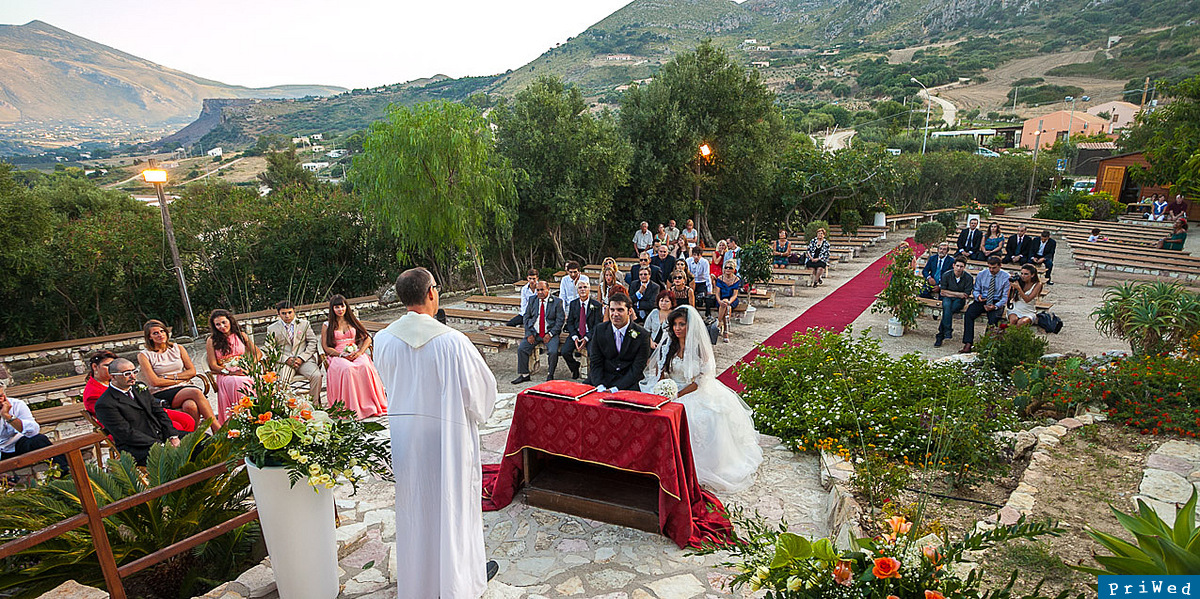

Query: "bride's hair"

xmin=662 ymin=307 xmax=692 ymax=375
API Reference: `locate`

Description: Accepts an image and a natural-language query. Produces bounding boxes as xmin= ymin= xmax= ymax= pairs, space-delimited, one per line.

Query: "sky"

xmin=0 ymin=0 xmax=637 ymax=89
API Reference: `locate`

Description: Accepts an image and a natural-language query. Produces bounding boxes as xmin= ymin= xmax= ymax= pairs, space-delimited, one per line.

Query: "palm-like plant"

xmin=1092 ymin=282 xmax=1200 ymax=355
xmin=1075 ymin=489 xmax=1200 ymax=575
xmin=0 ymin=431 xmax=258 ymax=598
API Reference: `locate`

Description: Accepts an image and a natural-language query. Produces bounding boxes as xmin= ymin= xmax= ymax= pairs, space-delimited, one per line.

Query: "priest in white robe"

xmin=373 ymin=267 xmax=498 ymax=598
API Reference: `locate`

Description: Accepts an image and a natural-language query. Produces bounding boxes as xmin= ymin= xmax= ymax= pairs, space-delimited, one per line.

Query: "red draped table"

xmin=481 ymin=384 xmax=733 ymax=548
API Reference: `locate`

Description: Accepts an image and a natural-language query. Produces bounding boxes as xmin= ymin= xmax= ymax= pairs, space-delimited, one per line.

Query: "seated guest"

xmin=960 ymin=256 xmax=1011 ymax=354
xmin=724 ymin=237 xmax=741 ymax=268
xmin=956 ymin=218 xmax=984 ymax=261
xmin=772 ymin=229 xmax=791 ymax=267
xmin=507 ymin=269 xmax=539 ymax=327
xmin=206 ymin=309 xmax=262 ymax=424
xmin=266 ymin=301 xmax=324 ymax=404
xmin=681 ymin=219 xmax=699 ymax=250
xmin=322 ymin=295 xmax=388 ymax=419
xmin=921 ymin=243 xmax=955 ymax=299
xmin=1158 ymin=220 xmax=1189 ymax=251
xmin=560 ymin=281 xmax=602 ymax=380
xmin=511 ymin=281 xmax=564 ymax=384
xmin=685 ymin=247 xmax=711 ymax=296
xmin=665 ymin=219 xmax=681 ymax=245
xmin=709 ymin=240 xmax=727 ymax=280
xmin=633 ymin=221 xmax=654 ymax=256
xmin=626 ymin=252 xmax=663 ymax=288
xmin=714 ymin=262 xmax=742 ymax=343
xmin=137 ymin=320 xmax=217 ymax=432
xmin=1088 ymin=228 xmax=1108 ymax=242
xmin=655 ymin=223 xmax=671 ymax=248
xmin=1007 ymin=264 xmax=1043 ymax=327
xmin=643 ymin=291 xmax=676 ymax=354
xmin=85 ymin=350 xmax=194 ymax=435
xmin=982 ymin=223 xmax=1005 ymax=261
xmin=586 ymin=293 xmax=651 ymax=391
xmin=651 ymin=244 xmax=679 ymax=279
xmin=0 ymin=383 xmax=68 ymax=472
xmin=1167 ymin=194 xmax=1189 ymax=221
xmin=94 ymin=359 xmax=184 ymax=466
xmin=668 ymin=268 xmax=696 ymax=307
xmin=672 ymin=235 xmax=689 ymax=259
xmin=805 ymin=227 xmax=831 ymax=287
xmin=598 ymin=266 xmax=627 ymax=321
xmin=1003 ymin=225 xmax=1033 ymax=264
xmin=1149 ymin=194 xmax=1169 ymax=221
xmin=934 ymin=258 xmax=973 ymax=348
xmin=1028 ymin=230 xmax=1057 ymax=285
xmin=630 ymin=267 xmax=662 ymax=324
xmin=559 ymin=261 xmax=589 ymax=311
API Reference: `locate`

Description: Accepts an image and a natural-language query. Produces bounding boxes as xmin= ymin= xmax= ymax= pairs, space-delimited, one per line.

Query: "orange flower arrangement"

xmin=833 ymin=560 xmax=853 ymax=586
xmin=257 ymin=411 xmax=273 ymax=424
xmin=263 ymin=371 xmax=278 ymax=384
xmin=872 ymin=556 xmax=901 ymax=579
xmin=925 ymin=590 xmax=945 ymax=599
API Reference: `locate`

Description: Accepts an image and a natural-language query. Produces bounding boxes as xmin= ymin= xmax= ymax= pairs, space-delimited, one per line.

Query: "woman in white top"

xmin=682 ymin=219 xmax=699 ymax=249
xmin=137 ymin=319 xmax=219 ymax=432
xmin=1007 ymin=264 xmax=1043 ymax=326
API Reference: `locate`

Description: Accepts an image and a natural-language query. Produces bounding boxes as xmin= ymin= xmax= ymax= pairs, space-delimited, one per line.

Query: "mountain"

xmin=0 ymin=20 xmax=345 ymax=128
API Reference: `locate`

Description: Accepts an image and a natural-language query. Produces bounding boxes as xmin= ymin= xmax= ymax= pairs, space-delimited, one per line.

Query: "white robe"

xmin=374 ymin=312 xmax=497 ymax=599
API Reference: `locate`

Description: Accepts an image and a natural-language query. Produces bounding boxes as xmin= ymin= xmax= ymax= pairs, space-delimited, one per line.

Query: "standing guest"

xmin=655 ymin=223 xmax=670 ymax=247
xmin=1157 ymin=220 xmax=1189 ymax=251
xmin=709 ymin=240 xmax=727 ymax=280
xmin=1088 ymin=228 xmax=1108 ymax=242
xmin=373 ymin=268 xmax=500 ymax=597
xmin=921 ymin=242 xmax=955 ymax=299
xmin=85 ymin=351 xmax=194 ymax=435
xmin=626 ymin=252 xmax=663 ymax=287
xmin=982 ymin=223 xmax=1005 ymax=261
xmin=665 ymin=219 xmax=681 ymax=245
xmin=633 ymin=221 xmax=654 ymax=255
xmin=598 ymin=266 xmax=627 ymax=321
xmin=772 ymin=229 xmax=791 ymax=267
xmin=559 ymin=261 xmax=589 ymax=312
xmin=560 ymin=281 xmax=602 ymax=380
xmin=960 ymin=256 xmax=1011 ymax=353
xmin=507 ymin=269 xmax=539 ymax=327
xmin=631 ymin=267 xmax=662 ymax=324
xmin=714 ymin=262 xmax=742 ymax=343
xmin=681 ymin=219 xmax=699 ymax=249
xmin=0 ymin=383 xmax=68 ymax=472
xmin=266 ymin=301 xmax=324 ymax=404
xmin=1149 ymin=194 xmax=1169 ymax=221
xmin=643 ymin=290 xmax=676 ymax=354
xmin=512 ymin=281 xmax=565 ymax=384
xmin=321 ymin=295 xmax=387 ymax=419
xmin=137 ymin=320 xmax=217 ymax=432
xmin=669 ymin=267 xmax=696 ymax=306
xmin=724 ymin=237 xmax=741 ymax=269
xmin=1028 ymin=230 xmax=1057 ymax=285
xmin=1007 ymin=264 xmax=1043 ymax=327
xmin=586 ymin=293 xmax=651 ymax=391
xmin=1003 ymin=225 xmax=1033 ymax=265
xmin=805 ymin=227 xmax=831 ymax=287
xmin=651 ymin=244 xmax=679 ymax=279
xmin=206 ymin=309 xmax=262 ymax=424
xmin=94 ymin=359 xmax=184 ymax=467
xmin=934 ymin=258 xmax=973 ymax=348
xmin=956 ymin=218 xmax=984 ymax=261
xmin=1167 ymin=194 xmax=1189 ymax=221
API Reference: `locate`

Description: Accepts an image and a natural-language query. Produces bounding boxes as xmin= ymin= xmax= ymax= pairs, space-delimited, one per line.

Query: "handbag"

xmin=1036 ymin=311 xmax=1064 ymax=334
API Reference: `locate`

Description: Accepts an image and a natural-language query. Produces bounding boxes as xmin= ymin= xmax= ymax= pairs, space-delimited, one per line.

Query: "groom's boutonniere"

xmin=134 ymin=382 xmax=149 ymax=394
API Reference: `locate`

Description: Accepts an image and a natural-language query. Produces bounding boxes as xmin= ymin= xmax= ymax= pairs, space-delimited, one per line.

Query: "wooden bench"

xmin=465 ymin=295 xmax=522 ymax=312
xmin=5 ymin=374 xmax=89 ymax=402
xmin=886 ymin=213 xmax=924 ymax=231
xmin=30 ymin=403 xmax=109 ymax=466
xmin=441 ymin=308 xmax=515 ymax=327
xmin=882 ymin=295 xmax=1054 ymax=322
xmin=359 ymin=319 xmax=508 ymax=354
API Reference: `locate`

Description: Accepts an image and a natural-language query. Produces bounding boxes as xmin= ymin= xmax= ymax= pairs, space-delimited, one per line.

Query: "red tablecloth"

xmin=481 ymin=385 xmax=733 ymax=548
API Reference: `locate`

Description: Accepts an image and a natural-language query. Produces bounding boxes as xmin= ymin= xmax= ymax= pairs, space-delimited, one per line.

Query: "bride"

xmin=640 ymin=304 xmax=763 ymax=492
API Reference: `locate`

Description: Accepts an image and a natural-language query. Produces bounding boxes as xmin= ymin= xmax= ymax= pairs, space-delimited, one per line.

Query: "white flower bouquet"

xmin=341 ymin=343 xmax=359 ymax=357
xmin=652 ymin=378 xmax=679 ymax=401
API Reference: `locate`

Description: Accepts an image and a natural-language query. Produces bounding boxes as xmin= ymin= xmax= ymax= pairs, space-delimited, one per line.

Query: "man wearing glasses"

xmin=94 ymin=358 xmax=184 ymax=466
xmin=625 ymin=251 xmax=664 ymax=287
xmin=0 ymin=383 xmax=68 ymax=473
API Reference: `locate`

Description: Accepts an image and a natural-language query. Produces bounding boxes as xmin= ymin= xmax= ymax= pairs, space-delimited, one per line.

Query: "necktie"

xmin=539 ymin=301 xmax=546 ymax=337
xmin=987 ymin=273 xmax=996 ymax=303
xmin=579 ymin=303 xmax=587 ymax=337
xmin=286 ymin=322 xmax=295 ymax=342
xmin=615 ymin=328 xmax=623 ymax=352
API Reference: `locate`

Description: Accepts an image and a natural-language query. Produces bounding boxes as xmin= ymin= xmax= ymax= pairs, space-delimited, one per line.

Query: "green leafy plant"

xmin=1035 ymin=188 xmax=1089 ymax=221
xmin=1075 ymin=488 xmax=1200 ymax=575
xmin=1011 ymin=357 xmax=1084 ymax=416
xmin=1086 ymin=192 xmax=1122 ymax=221
xmin=915 ymin=221 xmax=947 ymax=250
xmin=850 ymin=453 xmax=911 ymax=506
xmin=0 ymin=433 xmax=259 ymax=598
xmin=840 ymin=209 xmax=862 ymax=236
xmin=1092 ymin=282 xmax=1200 ymax=356
xmin=976 ymin=324 xmax=1049 ymax=378
xmin=934 ymin=210 xmax=959 ymax=231
xmin=872 ymin=244 xmax=922 ymax=329
xmin=804 ymin=219 xmax=831 ymax=245
xmin=737 ymin=240 xmax=775 ymax=289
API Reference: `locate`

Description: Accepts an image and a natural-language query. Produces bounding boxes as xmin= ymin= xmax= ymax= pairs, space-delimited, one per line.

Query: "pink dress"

xmin=326 ymin=327 xmax=387 ymax=419
xmin=214 ymin=335 xmax=254 ymax=424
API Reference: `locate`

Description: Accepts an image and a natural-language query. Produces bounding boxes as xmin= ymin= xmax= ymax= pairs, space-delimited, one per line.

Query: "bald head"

xmin=108 ymin=358 xmax=137 ymax=391
xmin=396 ymin=268 xmax=437 ymax=309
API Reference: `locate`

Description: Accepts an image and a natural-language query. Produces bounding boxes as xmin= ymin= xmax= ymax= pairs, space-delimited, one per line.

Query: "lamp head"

xmin=698 ymin=143 xmax=712 ymax=157
xmin=142 ymin=169 xmax=168 ymax=184
xmin=910 ymin=77 xmax=918 ymax=84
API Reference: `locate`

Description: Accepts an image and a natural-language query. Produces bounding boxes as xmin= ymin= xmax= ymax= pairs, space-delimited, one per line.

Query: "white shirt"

xmin=724 ymin=247 xmax=740 ymax=268
xmin=559 ymin=273 xmax=590 ymax=312
xmin=518 ymin=282 xmax=538 ymax=316
xmin=686 ymin=256 xmax=711 ymax=285
xmin=633 ymin=229 xmax=653 ymax=250
xmin=682 ymin=228 xmax=698 ymax=247
xmin=0 ymin=398 xmax=40 ymax=453
xmin=665 ymin=226 xmax=680 ymax=242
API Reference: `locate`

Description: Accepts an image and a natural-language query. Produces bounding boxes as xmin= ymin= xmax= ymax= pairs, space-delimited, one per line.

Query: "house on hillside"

xmin=1086 ymin=100 xmax=1140 ymax=131
xmin=751 ymin=61 xmax=770 ymax=68
xmin=301 ymin=162 xmax=330 ymax=172
xmin=327 ymin=149 xmax=347 ymax=158
xmin=207 ymin=147 xmax=223 ymax=158
xmin=311 ymin=133 xmax=323 ymax=141
xmin=1020 ymin=111 xmax=1112 ymax=149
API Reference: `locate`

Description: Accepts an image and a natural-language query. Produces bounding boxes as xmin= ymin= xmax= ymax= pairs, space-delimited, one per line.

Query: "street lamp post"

xmin=695 ymin=143 xmax=712 ymax=242
xmin=1026 ymin=130 xmax=1043 ymax=206
xmin=1063 ymin=95 xmax=1089 ymax=173
xmin=143 ymin=160 xmax=199 ymax=339
xmin=910 ymin=77 xmax=931 ymax=155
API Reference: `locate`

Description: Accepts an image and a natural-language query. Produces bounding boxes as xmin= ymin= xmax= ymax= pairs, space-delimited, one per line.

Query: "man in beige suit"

xmin=265 ymin=300 xmax=323 ymax=401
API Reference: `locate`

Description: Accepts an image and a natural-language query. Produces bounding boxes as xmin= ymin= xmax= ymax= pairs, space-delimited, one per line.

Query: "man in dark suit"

xmin=587 ymin=293 xmax=651 ymax=391
xmin=955 ymin=218 xmax=984 ymax=261
xmin=94 ymin=358 xmax=183 ymax=466
xmin=512 ymin=281 xmax=566 ymax=384
xmin=630 ymin=267 xmax=661 ymax=324
xmin=920 ymin=242 xmax=955 ymax=298
xmin=559 ymin=280 xmax=603 ymax=379
xmin=1029 ymin=230 xmax=1057 ymax=284
xmin=626 ymin=252 xmax=663 ymax=288
xmin=650 ymin=244 xmax=678 ymax=281
xmin=1003 ymin=225 xmax=1033 ymax=264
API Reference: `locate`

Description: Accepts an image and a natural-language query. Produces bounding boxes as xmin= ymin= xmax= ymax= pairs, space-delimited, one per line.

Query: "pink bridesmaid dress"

xmin=326 ymin=327 xmax=387 ymax=419
xmin=214 ymin=335 xmax=254 ymax=424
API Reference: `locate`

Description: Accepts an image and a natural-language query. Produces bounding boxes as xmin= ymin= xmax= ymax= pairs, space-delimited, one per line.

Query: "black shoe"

xmin=510 ymin=375 xmax=530 ymax=385
xmin=486 ymin=560 xmax=499 ymax=581
xmin=934 ymin=337 xmax=943 ymax=348
xmin=545 ymin=373 xmax=555 ymax=382
xmin=1047 ymin=279 xmax=1054 ymax=285
xmin=569 ymin=367 xmax=580 ymax=380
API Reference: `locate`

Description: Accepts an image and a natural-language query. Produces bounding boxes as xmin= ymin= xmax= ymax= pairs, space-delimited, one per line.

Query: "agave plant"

xmin=1075 ymin=488 xmax=1200 ymax=575
xmin=1092 ymin=282 xmax=1200 ymax=355
xmin=0 ymin=431 xmax=258 ymax=598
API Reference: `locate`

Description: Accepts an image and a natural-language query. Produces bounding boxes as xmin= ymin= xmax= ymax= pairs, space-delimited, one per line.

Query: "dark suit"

xmin=629 ymin=281 xmax=661 ymax=323
xmin=650 ymin=255 xmax=679 ymax=281
xmin=625 ymin=264 xmax=663 ymax=288
xmin=956 ymin=227 xmax=984 ymax=260
xmin=95 ymin=385 xmax=182 ymax=466
xmin=919 ymin=253 xmax=955 ymax=299
xmin=586 ymin=321 xmax=651 ymax=390
xmin=1003 ymin=235 xmax=1033 ymax=264
xmin=518 ymin=295 xmax=565 ymax=377
xmin=559 ymin=297 xmax=603 ymax=377
xmin=1029 ymin=237 xmax=1056 ymax=279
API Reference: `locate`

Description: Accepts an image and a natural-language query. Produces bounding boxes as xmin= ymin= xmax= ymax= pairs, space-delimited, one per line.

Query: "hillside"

xmin=0 ymin=20 xmax=344 ymax=129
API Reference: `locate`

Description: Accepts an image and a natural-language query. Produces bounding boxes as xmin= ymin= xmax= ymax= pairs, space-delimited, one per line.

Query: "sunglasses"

xmin=116 ymin=369 xmax=140 ymax=377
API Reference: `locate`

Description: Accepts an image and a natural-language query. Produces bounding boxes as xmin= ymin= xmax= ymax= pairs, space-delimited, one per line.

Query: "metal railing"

xmin=0 ymin=432 xmax=258 ymax=599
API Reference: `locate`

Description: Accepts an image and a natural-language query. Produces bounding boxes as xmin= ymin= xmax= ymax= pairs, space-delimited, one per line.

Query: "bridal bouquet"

xmin=341 ymin=343 xmax=359 ymax=357
xmin=652 ymin=378 xmax=679 ymax=401
xmin=222 ymin=355 xmax=244 ymax=374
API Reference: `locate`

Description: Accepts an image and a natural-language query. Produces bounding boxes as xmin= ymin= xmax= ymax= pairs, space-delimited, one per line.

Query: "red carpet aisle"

xmin=717 ymin=239 xmax=922 ymax=392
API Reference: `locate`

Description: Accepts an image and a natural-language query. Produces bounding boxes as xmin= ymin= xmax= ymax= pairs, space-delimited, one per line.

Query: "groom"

xmin=586 ymin=293 xmax=651 ymax=391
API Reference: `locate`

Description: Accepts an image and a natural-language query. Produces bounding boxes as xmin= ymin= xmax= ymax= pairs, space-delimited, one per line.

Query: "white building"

xmin=327 ymin=149 xmax=347 ymax=158
xmin=207 ymin=147 xmax=223 ymax=158
xmin=1086 ymin=100 xmax=1141 ymax=131
xmin=311 ymin=145 xmax=325 ymax=153
xmin=301 ymin=162 xmax=330 ymax=172
xmin=756 ymin=46 xmax=771 ymax=51
xmin=310 ymin=133 xmax=323 ymax=141
xmin=751 ymin=61 xmax=770 ymax=68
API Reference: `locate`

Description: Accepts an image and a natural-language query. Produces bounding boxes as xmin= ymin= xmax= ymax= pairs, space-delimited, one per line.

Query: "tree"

xmin=257 ymin=148 xmax=317 ymax=192
xmin=773 ymin=144 xmax=910 ymax=229
xmin=1122 ymin=76 xmax=1200 ymax=197
xmin=493 ymin=76 xmax=631 ymax=267
xmin=352 ymin=101 xmax=515 ymax=292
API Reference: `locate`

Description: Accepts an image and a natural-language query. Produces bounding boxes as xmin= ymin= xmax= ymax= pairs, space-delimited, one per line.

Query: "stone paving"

xmin=1135 ymin=439 xmax=1200 ymax=526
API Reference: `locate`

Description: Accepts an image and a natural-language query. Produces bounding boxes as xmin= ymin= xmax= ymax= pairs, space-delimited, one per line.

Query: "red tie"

xmin=539 ymin=301 xmax=546 ymax=337
xmin=579 ymin=303 xmax=587 ymax=337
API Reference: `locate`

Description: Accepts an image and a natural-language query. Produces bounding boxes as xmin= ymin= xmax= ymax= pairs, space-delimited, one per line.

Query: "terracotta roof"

xmin=1077 ymin=142 xmax=1117 ymax=150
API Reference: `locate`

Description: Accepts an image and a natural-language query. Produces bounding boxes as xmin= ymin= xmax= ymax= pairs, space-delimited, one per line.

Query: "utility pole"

xmin=1140 ymin=76 xmax=1150 ymax=108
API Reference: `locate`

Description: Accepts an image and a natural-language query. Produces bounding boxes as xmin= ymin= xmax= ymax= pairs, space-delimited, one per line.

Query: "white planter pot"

xmin=873 ymin=211 xmax=887 ymax=227
xmin=887 ymin=317 xmax=905 ymax=337
xmin=245 ymin=460 xmax=339 ymax=599
xmin=740 ymin=304 xmax=757 ymax=325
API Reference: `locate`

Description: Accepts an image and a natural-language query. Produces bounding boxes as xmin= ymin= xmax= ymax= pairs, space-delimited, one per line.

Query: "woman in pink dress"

xmin=205 ymin=309 xmax=262 ymax=424
xmin=321 ymin=295 xmax=387 ymax=419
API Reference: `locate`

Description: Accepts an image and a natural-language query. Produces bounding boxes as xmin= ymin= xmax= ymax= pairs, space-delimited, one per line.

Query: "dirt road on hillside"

xmin=939 ymin=50 xmax=1129 ymax=115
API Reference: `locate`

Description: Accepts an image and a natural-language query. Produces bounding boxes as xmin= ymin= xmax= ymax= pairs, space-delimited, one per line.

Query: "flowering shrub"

xmin=223 ymin=347 xmax=392 ymax=491
xmin=737 ymin=329 xmax=1014 ymax=481
xmin=975 ymin=324 xmax=1048 ymax=378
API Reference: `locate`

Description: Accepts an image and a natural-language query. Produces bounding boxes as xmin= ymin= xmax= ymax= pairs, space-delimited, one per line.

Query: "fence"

xmin=0 ymin=433 xmax=259 ymax=599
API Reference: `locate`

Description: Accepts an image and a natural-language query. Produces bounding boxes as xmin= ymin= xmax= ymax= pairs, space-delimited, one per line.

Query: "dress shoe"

xmin=959 ymin=344 xmax=973 ymax=354
xmin=545 ymin=373 xmax=555 ymax=382
xmin=1046 ymin=279 xmax=1054 ymax=285
xmin=933 ymin=337 xmax=943 ymax=348
xmin=510 ymin=375 xmax=530 ymax=385
xmin=486 ymin=560 xmax=499 ymax=581
xmin=569 ymin=367 xmax=581 ymax=379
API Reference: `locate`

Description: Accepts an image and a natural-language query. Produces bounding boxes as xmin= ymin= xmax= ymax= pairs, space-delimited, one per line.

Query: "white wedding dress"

xmin=639 ymin=305 xmax=763 ymax=493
